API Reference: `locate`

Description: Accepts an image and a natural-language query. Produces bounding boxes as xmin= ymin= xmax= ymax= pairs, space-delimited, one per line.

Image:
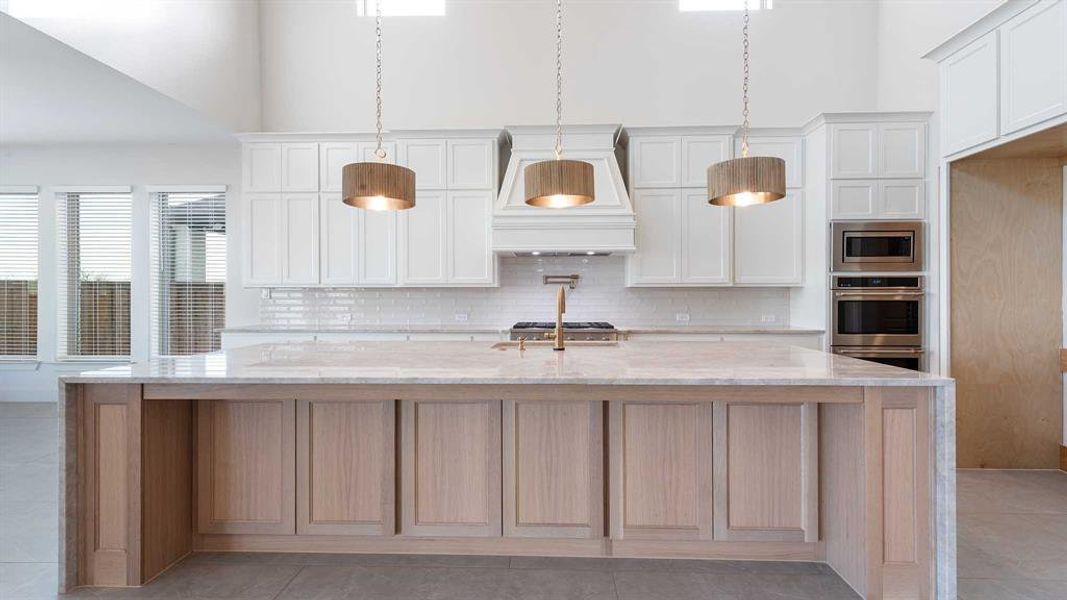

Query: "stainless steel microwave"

xmin=831 ymin=221 xmax=923 ymax=272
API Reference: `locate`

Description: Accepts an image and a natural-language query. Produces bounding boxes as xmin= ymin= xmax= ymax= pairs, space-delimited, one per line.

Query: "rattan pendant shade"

xmin=342 ymin=162 xmax=416 ymax=211
xmin=706 ymin=156 xmax=786 ymax=207
xmin=524 ymin=159 xmax=594 ymax=208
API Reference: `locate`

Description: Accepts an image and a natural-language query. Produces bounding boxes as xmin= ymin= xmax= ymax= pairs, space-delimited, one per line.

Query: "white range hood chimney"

xmin=493 ymin=124 xmax=635 ymax=255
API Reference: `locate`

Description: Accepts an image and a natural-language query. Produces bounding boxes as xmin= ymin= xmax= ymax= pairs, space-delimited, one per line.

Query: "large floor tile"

xmin=0 ymin=501 xmax=58 ymax=563
xmin=275 ymin=565 xmax=439 ymax=600
xmin=958 ymin=470 xmax=1067 ymax=514
xmin=958 ymin=512 xmax=1067 ymax=580
xmin=959 ymin=578 xmax=1067 ymax=600
xmin=0 ymin=562 xmax=57 ymax=600
xmin=428 ymin=568 xmax=617 ymax=600
xmin=0 ymin=463 xmax=58 ymax=507
xmin=0 ymin=404 xmax=57 ymax=419
xmin=0 ymin=420 xmax=58 ymax=466
xmin=613 ymin=570 xmax=729 ymax=600
xmin=124 ymin=562 xmax=301 ymax=599
xmin=186 ymin=552 xmax=510 ymax=569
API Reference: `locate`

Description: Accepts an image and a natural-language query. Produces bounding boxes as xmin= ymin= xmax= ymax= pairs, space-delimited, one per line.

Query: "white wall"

xmin=0 ymin=0 xmax=261 ymax=133
xmin=0 ymin=143 xmax=258 ymax=402
xmin=259 ymin=0 xmax=880 ymax=131
xmin=875 ymin=0 xmax=1002 ymax=112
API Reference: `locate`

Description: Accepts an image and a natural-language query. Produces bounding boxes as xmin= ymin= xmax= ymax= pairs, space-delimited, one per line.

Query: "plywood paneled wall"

xmin=951 ymin=158 xmax=1063 ymax=468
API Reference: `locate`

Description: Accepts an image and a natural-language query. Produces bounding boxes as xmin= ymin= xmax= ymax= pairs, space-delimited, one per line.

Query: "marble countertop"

xmin=221 ymin=325 xmax=825 ymax=335
xmin=63 ymin=340 xmax=948 ymax=387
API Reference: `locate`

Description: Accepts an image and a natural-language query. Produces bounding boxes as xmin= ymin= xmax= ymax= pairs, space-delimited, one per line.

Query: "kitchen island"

xmin=59 ymin=341 xmax=955 ymax=600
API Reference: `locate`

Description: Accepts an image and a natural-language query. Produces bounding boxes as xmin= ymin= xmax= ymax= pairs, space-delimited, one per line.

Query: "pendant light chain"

xmin=554 ymin=0 xmax=563 ymax=160
xmin=740 ymin=0 xmax=750 ymax=158
xmin=374 ymin=0 xmax=386 ymax=160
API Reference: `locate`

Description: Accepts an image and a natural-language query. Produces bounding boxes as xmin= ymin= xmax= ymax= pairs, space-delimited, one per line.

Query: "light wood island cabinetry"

xmin=61 ymin=341 xmax=955 ymax=599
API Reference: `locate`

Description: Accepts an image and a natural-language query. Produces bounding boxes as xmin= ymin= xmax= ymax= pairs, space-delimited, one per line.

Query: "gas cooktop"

xmin=509 ymin=322 xmax=619 ymax=341
xmin=512 ymin=321 xmax=615 ymax=330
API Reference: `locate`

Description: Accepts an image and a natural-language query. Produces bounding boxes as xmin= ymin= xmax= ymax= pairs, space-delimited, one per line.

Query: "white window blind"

xmin=57 ymin=191 xmax=132 ymax=358
xmin=0 ymin=192 xmax=39 ymax=358
xmin=153 ymin=191 xmax=226 ymax=355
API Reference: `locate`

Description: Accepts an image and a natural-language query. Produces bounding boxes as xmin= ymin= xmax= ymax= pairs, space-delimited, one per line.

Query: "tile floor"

xmin=0 ymin=402 xmax=1064 ymax=599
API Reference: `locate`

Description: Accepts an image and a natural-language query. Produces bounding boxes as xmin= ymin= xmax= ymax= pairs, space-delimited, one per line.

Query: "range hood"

xmin=493 ymin=124 xmax=635 ymax=255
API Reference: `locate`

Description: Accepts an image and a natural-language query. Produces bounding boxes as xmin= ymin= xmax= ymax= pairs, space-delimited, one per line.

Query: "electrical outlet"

xmin=454 ymin=313 xmax=469 ymax=322
xmin=761 ymin=315 xmax=777 ymax=323
xmin=675 ymin=313 xmax=691 ymax=323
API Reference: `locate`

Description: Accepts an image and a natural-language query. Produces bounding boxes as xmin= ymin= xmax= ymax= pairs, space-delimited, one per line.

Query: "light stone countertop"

xmin=62 ymin=340 xmax=947 ymax=387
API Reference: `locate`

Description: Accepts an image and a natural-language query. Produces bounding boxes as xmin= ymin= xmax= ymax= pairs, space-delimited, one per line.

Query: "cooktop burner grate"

xmin=512 ymin=321 xmax=615 ymax=330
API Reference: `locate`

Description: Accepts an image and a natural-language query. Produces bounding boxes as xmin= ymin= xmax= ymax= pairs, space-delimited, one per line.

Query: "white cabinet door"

xmin=281 ymin=143 xmax=319 ymax=192
xmin=628 ymin=189 xmax=682 ymax=285
xmin=244 ymin=194 xmax=283 ymax=285
xmin=681 ymin=135 xmax=732 ymax=188
xmin=831 ymin=180 xmax=878 ymax=220
xmin=319 ymin=194 xmax=358 ymax=285
xmin=244 ymin=144 xmax=282 ymax=192
xmin=1000 ymin=0 xmax=1067 ymax=135
xmin=319 ymin=143 xmax=358 ymax=193
xmin=941 ymin=31 xmax=1000 ymax=155
xmin=743 ymin=137 xmax=804 ymax=188
xmin=360 ymin=209 xmax=397 ymax=285
xmin=733 ymin=192 xmax=803 ymax=286
xmin=447 ymin=191 xmax=495 ymax=285
xmin=631 ymin=137 xmax=682 ymax=188
xmin=682 ymin=190 xmax=731 ymax=285
xmin=830 ymin=125 xmax=878 ymax=179
xmin=400 ymin=191 xmax=447 ymax=284
xmin=879 ymin=123 xmax=925 ymax=178
xmin=282 ymin=194 xmax=320 ymax=285
xmin=399 ymin=140 xmax=447 ymax=190
xmin=879 ymin=180 xmax=925 ymax=219
xmin=447 ymin=140 xmax=495 ymax=190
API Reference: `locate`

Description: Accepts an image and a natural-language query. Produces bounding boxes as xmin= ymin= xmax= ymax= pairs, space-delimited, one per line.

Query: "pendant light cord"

xmin=374 ymin=0 xmax=386 ymax=160
xmin=740 ymin=0 xmax=750 ymax=159
xmin=554 ymin=0 xmax=563 ymax=161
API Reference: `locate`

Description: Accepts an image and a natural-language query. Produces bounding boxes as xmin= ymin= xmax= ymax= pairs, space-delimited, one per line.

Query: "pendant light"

xmin=342 ymin=0 xmax=415 ymax=211
xmin=707 ymin=0 xmax=785 ymax=208
xmin=524 ymin=0 xmax=594 ymax=208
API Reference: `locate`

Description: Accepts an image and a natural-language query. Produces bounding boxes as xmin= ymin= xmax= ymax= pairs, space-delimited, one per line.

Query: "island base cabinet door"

xmin=609 ymin=402 xmax=714 ymax=540
xmin=713 ymin=403 xmax=817 ymax=542
xmin=400 ymin=400 xmax=502 ymax=537
xmin=297 ymin=400 xmax=395 ymax=536
xmin=197 ymin=399 xmax=296 ymax=535
xmin=503 ymin=400 xmax=603 ymax=539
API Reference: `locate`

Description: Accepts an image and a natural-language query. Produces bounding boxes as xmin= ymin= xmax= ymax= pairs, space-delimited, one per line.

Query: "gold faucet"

xmin=553 ymin=284 xmax=566 ymax=351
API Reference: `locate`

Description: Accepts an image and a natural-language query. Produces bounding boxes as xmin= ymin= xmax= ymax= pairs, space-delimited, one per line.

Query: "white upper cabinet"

xmin=281 ymin=194 xmax=320 ymax=285
xmin=831 ymin=179 xmax=924 ymax=220
xmin=733 ymin=191 xmax=803 ymax=286
xmin=830 ymin=180 xmax=878 ymax=220
xmin=319 ymin=143 xmax=359 ymax=193
xmin=940 ymin=31 xmax=1000 ymax=155
xmin=682 ymin=190 xmax=731 ymax=285
xmin=879 ymin=180 xmax=925 ymax=219
xmin=631 ymin=137 xmax=682 ymax=188
xmin=400 ymin=191 xmax=448 ymax=285
xmin=399 ymin=139 xmax=448 ymax=189
xmin=243 ymin=194 xmax=283 ymax=285
xmin=830 ymin=125 xmax=878 ymax=179
xmin=447 ymin=140 xmax=495 ymax=190
xmin=999 ymin=0 xmax=1067 ymax=135
xmin=681 ymin=135 xmax=732 ymax=187
xmin=879 ymin=123 xmax=925 ymax=178
xmin=243 ymin=144 xmax=282 ymax=192
xmin=742 ymin=137 xmax=804 ymax=188
xmin=447 ymin=191 xmax=495 ymax=284
xmin=628 ymin=189 xmax=683 ymax=285
xmin=281 ymin=143 xmax=320 ymax=191
xmin=319 ymin=194 xmax=397 ymax=286
xmin=360 ymin=209 xmax=398 ymax=285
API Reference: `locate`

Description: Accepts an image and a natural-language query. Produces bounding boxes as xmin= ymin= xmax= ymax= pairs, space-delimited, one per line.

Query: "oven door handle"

xmin=833 ymin=348 xmax=925 ymax=356
xmin=833 ymin=291 xmax=925 ymax=298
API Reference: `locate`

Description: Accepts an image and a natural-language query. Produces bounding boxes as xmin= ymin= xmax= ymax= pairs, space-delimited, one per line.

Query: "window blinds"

xmin=154 ymin=191 xmax=226 ymax=355
xmin=0 ymin=193 xmax=39 ymax=358
xmin=57 ymin=191 xmax=132 ymax=358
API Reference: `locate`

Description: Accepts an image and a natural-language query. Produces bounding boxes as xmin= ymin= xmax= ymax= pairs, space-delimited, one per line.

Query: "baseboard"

xmin=1060 ymin=445 xmax=1067 ymax=472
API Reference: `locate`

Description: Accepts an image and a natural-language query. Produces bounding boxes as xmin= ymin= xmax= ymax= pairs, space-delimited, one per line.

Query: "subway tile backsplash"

xmin=259 ymin=256 xmax=790 ymax=329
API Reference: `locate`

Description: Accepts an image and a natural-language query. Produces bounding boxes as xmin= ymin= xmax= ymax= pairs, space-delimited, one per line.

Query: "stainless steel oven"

xmin=831 ymin=221 xmax=923 ymax=272
xmin=831 ymin=346 xmax=925 ymax=371
xmin=831 ymin=276 xmax=924 ymax=347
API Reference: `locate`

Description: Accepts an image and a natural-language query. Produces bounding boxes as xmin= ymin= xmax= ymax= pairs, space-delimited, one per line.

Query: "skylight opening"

xmin=356 ymin=0 xmax=446 ymax=17
xmin=680 ymin=0 xmax=773 ymax=11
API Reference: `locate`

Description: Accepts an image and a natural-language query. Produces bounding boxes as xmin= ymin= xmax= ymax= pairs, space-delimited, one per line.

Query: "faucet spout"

xmin=554 ymin=285 xmax=566 ymax=351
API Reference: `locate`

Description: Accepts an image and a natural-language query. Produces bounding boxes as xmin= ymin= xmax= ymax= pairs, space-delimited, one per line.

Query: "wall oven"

xmin=831 ymin=276 xmax=924 ymax=347
xmin=831 ymin=221 xmax=923 ymax=272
